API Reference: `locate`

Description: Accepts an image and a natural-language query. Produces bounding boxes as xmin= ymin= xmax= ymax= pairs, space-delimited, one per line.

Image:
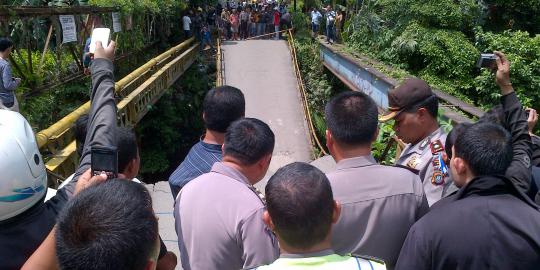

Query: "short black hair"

xmin=454 ymin=122 xmax=512 ymax=176
xmin=0 ymin=37 xmax=13 ymax=52
xmin=479 ymin=105 xmax=504 ymax=126
xmin=74 ymin=114 xmax=89 ymax=157
xmin=325 ymin=91 xmax=379 ymax=146
xmin=266 ymin=162 xmax=334 ymax=249
xmin=445 ymin=122 xmax=472 ymax=159
xmin=405 ymin=95 xmax=439 ymax=119
xmin=223 ymin=118 xmax=275 ymax=165
xmin=56 ymin=180 xmax=158 ymax=270
xmin=117 ymin=127 xmax=138 ymax=174
xmin=203 ymin=85 xmax=245 ymax=133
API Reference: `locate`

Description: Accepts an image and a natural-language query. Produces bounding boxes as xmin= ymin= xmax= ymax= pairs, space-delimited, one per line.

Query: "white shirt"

xmin=183 ymin=16 xmax=192 ymax=31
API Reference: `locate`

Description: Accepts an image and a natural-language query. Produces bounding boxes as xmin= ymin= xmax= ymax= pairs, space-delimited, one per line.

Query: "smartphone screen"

xmin=89 ymin=28 xmax=111 ymax=53
xmin=91 ymin=146 xmax=118 ymax=178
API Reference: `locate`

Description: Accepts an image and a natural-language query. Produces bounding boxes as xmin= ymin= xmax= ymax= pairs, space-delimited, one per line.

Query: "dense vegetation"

xmin=136 ymin=61 xmax=214 ymax=179
xmin=4 ymin=0 xmax=190 ymax=129
xmin=343 ymin=0 xmax=540 ymax=110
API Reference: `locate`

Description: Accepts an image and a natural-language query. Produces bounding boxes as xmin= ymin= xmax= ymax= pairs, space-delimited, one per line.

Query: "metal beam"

xmin=0 ymin=6 xmax=119 ymax=17
xmin=36 ymin=38 xmax=195 ymax=150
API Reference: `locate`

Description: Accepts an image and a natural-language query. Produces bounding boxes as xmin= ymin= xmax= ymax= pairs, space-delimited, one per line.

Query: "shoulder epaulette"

xmin=392 ymin=164 xmax=420 ymax=175
xmin=350 ymin=253 xmax=386 ymax=265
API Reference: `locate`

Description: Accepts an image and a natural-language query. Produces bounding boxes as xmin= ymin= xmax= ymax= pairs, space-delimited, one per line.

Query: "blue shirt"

xmin=168 ymin=139 xmax=222 ymax=198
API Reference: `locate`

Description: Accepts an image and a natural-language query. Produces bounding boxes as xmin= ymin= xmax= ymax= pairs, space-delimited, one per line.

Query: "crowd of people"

xmin=1 ymin=16 xmax=540 ymax=270
xmin=182 ymin=3 xmax=293 ymax=42
xmin=310 ymin=6 xmax=344 ymax=44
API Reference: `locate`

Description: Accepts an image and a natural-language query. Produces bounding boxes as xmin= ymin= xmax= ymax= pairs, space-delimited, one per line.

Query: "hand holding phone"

xmin=91 ymin=146 xmax=118 ymax=179
xmin=476 ymin=53 xmax=497 ymax=69
xmin=89 ymin=28 xmax=111 ymax=54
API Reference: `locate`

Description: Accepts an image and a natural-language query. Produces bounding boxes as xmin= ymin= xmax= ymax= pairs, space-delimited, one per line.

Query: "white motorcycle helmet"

xmin=0 ymin=110 xmax=47 ymax=221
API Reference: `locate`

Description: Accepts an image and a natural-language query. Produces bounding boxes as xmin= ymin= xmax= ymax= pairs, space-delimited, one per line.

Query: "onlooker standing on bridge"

xmin=183 ymin=12 xmax=192 ymax=39
xmin=240 ymin=7 xmax=250 ymax=39
xmin=325 ymin=91 xmax=428 ymax=269
xmin=230 ymin=9 xmax=240 ymax=41
xmin=0 ymin=37 xmax=21 ymax=112
xmin=251 ymin=8 xmax=260 ymax=37
xmin=253 ymin=162 xmax=387 ymax=270
xmin=335 ymin=10 xmax=343 ymax=43
xmin=175 ymin=118 xmax=279 ymax=270
xmin=0 ymin=40 xmax=116 ymax=269
xmin=395 ymin=121 xmax=540 ymax=270
xmin=310 ymin=8 xmax=322 ymax=39
xmin=273 ymin=7 xmax=281 ymax=40
xmin=379 ymin=78 xmax=457 ymax=206
xmin=168 ymin=85 xmax=245 ymax=198
xmin=325 ymin=5 xmax=336 ymax=44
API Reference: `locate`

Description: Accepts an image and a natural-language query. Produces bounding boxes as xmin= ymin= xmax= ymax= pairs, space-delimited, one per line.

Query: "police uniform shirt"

xmin=174 ymin=162 xmax=279 ymax=270
xmin=327 ymin=155 xmax=428 ymax=269
xmin=251 ymin=249 xmax=387 ymax=270
xmin=396 ymin=127 xmax=457 ymax=206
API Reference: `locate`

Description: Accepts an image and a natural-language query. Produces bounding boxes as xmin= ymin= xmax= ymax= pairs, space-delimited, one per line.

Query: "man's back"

xmin=397 ymin=175 xmax=540 ymax=270
xmin=168 ymin=140 xmax=221 ymax=198
xmin=253 ymin=252 xmax=386 ymax=270
xmin=327 ymin=156 xmax=428 ymax=268
xmin=175 ymin=162 xmax=278 ymax=270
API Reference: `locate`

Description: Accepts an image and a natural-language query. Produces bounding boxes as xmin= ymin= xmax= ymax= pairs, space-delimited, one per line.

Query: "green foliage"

xmin=343 ymin=0 xmax=540 ymax=113
xmin=473 ymin=29 xmax=540 ymax=109
xmin=12 ymin=49 xmax=76 ymax=90
xmin=481 ymin=0 xmax=540 ymax=34
xmin=136 ymin=63 xmax=210 ymax=177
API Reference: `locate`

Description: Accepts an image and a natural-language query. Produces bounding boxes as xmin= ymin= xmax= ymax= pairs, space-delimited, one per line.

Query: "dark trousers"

xmin=240 ymin=21 xmax=248 ymax=39
xmin=326 ymin=24 xmax=335 ymax=43
xmin=184 ymin=30 xmax=191 ymax=39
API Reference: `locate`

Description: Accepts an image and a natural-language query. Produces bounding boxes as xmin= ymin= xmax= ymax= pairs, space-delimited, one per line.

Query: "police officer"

xmin=324 ymin=91 xmax=428 ymax=269
xmin=251 ymin=162 xmax=386 ymax=270
xmin=380 ymin=78 xmax=456 ymax=206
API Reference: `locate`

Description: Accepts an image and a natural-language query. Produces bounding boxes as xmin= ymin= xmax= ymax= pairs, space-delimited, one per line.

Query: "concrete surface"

xmin=221 ymin=39 xmax=313 ymax=192
xmin=148 ymin=40 xmax=313 ymax=270
xmin=310 ymin=155 xmax=337 ymax=173
xmin=145 ymin=182 xmax=182 ymax=270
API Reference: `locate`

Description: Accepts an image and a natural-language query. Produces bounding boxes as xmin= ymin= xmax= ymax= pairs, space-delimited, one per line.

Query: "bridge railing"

xmin=317 ymin=38 xmax=485 ymax=162
xmin=39 ymin=38 xmax=198 ymax=185
xmin=286 ymin=29 xmax=329 ymax=158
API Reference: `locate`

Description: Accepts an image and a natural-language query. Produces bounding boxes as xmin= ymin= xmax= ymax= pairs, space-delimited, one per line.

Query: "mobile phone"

xmin=526 ymin=109 xmax=531 ymax=118
xmin=89 ymin=28 xmax=111 ymax=54
xmin=476 ymin=53 xmax=497 ymax=69
xmin=91 ymin=146 xmax=118 ymax=179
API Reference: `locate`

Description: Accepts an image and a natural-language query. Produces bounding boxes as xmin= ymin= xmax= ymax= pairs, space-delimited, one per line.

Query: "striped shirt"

xmin=168 ymin=139 xmax=222 ymax=198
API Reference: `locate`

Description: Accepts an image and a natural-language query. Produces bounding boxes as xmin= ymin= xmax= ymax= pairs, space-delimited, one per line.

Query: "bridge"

xmin=34 ymin=29 xmax=483 ymax=269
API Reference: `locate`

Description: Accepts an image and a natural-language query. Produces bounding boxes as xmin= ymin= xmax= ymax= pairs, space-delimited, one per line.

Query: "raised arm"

xmin=495 ymin=51 xmax=532 ymax=193
xmin=61 ymin=41 xmax=117 ymax=198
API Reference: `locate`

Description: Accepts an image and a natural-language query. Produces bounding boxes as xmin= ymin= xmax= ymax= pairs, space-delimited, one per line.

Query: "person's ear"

xmin=263 ymin=210 xmax=275 ymax=231
xmin=453 ymin=157 xmax=467 ymax=175
xmin=417 ymin=108 xmax=429 ymax=122
xmin=332 ymin=200 xmax=341 ymax=224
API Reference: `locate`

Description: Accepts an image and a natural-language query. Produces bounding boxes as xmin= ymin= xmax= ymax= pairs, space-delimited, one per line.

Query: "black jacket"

xmin=395 ymin=175 xmax=540 ymax=270
xmin=500 ymin=92 xmax=532 ymax=193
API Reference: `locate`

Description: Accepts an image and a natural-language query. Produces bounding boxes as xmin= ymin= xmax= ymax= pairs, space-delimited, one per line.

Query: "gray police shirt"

xmin=174 ymin=162 xmax=279 ymax=270
xmin=328 ymin=155 xmax=428 ymax=269
xmin=396 ymin=127 xmax=457 ymax=206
